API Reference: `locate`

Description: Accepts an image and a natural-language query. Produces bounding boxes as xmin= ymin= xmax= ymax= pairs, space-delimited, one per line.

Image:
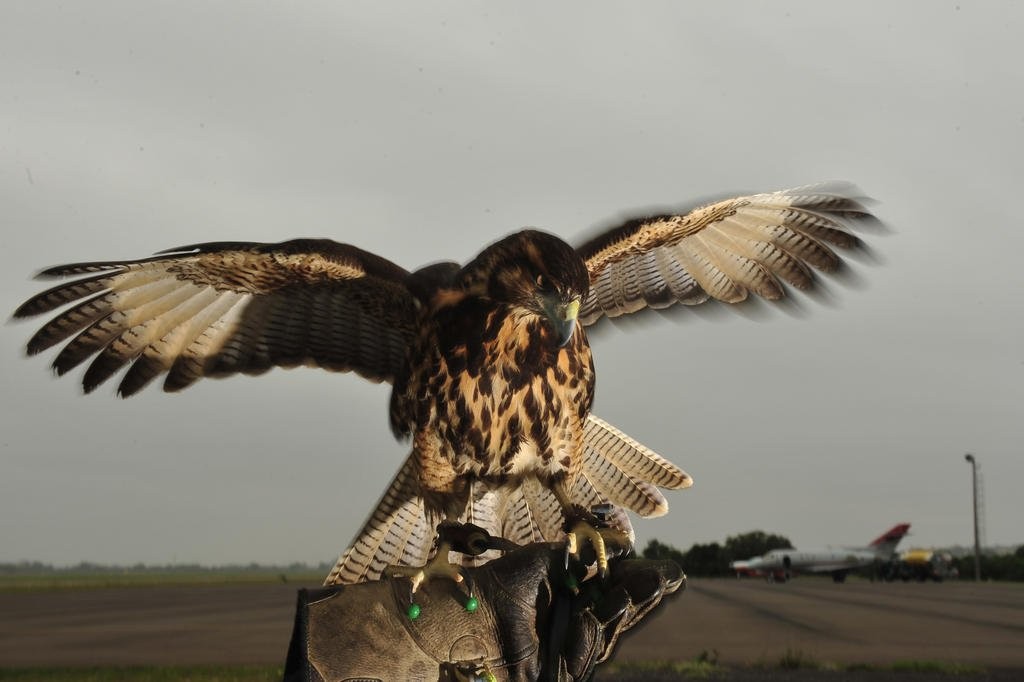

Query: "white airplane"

xmin=730 ymin=523 xmax=911 ymax=583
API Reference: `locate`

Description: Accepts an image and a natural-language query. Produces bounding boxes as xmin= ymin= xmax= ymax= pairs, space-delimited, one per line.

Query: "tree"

xmin=684 ymin=542 xmax=727 ymax=576
xmin=723 ymin=531 xmax=793 ymax=566
xmin=641 ymin=530 xmax=794 ymax=577
xmin=641 ymin=538 xmax=685 ymax=565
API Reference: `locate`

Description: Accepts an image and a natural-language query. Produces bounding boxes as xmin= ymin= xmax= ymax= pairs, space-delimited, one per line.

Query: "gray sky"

xmin=2 ymin=2 xmax=1021 ymax=566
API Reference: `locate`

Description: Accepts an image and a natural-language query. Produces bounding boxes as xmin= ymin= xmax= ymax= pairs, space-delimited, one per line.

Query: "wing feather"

xmin=579 ymin=425 xmax=680 ymax=519
xmin=577 ymin=183 xmax=873 ymax=324
xmin=583 ymin=415 xmax=691 ymax=491
xmin=119 ymin=287 xmax=225 ymax=395
xmin=13 ymin=239 xmax=417 ymax=395
xmin=323 ymin=454 xmax=432 ymax=586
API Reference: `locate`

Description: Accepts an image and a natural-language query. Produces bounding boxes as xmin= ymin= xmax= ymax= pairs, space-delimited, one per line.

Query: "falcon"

xmin=13 ymin=183 xmax=872 ymax=587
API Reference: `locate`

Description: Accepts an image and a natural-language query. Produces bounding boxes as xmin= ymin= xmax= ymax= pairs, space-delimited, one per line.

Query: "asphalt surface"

xmin=614 ymin=577 xmax=1024 ymax=668
xmin=0 ymin=577 xmax=1021 ymax=678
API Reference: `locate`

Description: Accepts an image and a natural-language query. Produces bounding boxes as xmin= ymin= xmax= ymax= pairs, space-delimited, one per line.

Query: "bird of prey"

xmin=13 ymin=183 xmax=872 ymax=587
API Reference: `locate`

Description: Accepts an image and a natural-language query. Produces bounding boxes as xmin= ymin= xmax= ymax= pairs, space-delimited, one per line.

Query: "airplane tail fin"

xmin=867 ymin=523 xmax=911 ymax=556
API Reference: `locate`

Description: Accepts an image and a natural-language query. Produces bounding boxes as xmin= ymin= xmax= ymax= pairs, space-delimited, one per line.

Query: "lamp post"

xmin=964 ymin=453 xmax=981 ymax=581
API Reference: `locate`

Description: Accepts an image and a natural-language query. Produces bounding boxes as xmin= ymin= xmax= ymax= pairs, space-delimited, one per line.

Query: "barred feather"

xmin=578 ymin=183 xmax=871 ymax=324
xmin=14 ymin=183 xmax=871 ymax=590
xmin=323 ymin=454 xmax=432 ymax=586
xmin=323 ymin=413 xmax=681 ymax=585
xmin=578 ymin=415 xmax=690 ymax=518
xmin=13 ymin=239 xmax=417 ymax=394
xmin=583 ymin=415 xmax=691 ymax=491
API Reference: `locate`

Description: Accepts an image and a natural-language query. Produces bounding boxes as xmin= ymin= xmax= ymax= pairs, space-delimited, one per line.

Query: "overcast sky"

xmin=2 ymin=2 xmax=1021 ymax=567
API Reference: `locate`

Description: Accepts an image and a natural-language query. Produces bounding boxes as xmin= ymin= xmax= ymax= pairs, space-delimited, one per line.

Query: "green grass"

xmin=889 ymin=660 xmax=987 ymax=674
xmin=0 ymin=666 xmax=282 ymax=682
xmin=776 ymin=647 xmax=820 ymax=670
xmin=602 ymin=656 xmax=990 ymax=678
xmin=600 ymin=659 xmax=721 ymax=679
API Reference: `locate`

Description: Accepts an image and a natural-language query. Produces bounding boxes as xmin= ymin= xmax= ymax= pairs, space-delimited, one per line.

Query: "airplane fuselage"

xmin=729 ymin=524 xmax=911 ymax=583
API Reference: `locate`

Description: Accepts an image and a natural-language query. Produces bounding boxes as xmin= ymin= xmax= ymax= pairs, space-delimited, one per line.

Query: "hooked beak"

xmin=543 ymin=297 xmax=580 ymax=347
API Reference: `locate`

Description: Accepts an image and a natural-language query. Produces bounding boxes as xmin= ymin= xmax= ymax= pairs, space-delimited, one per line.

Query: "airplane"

xmin=729 ymin=523 xmax=911 ymax=583
xmin=729 ymin=557 xmax=788 ymax=582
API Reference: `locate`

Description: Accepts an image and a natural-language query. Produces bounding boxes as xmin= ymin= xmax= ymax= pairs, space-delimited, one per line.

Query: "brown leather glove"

xmin=282 ymin=542 xmax=684 ymax=682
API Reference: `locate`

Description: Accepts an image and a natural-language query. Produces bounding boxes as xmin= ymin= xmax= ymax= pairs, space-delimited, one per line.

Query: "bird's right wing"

xmin=576 ymin=183 xmax=872 ymax=325
xmin=13 ymin=238 xmax=418 ymax=396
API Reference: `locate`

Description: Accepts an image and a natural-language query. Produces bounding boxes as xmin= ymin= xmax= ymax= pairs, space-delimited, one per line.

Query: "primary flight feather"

xmin=13 ymin=183 xmax=872 ymax=585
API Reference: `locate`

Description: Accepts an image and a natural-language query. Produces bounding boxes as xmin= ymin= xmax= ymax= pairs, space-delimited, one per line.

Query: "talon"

xmin=568 ymin=520 xmax=609 ymax=577
xmin=598 ymin=527 xmax=632 ymax=557
xmin=388 ymin=541 xmax=463 ymax=595
xmin=566 ymin=532 xmax=579 ymax=557
xmin=458 ymin=567 xmax=474 ymax=598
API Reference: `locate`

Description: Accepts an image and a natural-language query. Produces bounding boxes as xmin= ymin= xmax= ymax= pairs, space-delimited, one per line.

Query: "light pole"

xmin=964 ymin=453 xmax=981 ymax=581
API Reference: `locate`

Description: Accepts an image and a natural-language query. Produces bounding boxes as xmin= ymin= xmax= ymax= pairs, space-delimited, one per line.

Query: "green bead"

xmin=465 ymin=596 xmax=479 ymax=613
xmin=407 ymin=603 xmax=421 ymax=621
xmin=483 ymin=672 xmax=497 ymax=682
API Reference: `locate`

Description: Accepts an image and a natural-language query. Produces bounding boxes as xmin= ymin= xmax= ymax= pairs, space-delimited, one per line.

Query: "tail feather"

xmin=583 ymin=415 xmax=692 ymax=491
xmin=324 ymin=453 xmax=432 ymax=586
xmin=579 ymin=414 xmax=691 ymax=519
xmin=581 ymin=445 xmax=670 ymax=518
xmin=520 ymin=477 xmax=567 ymax=542
xmin=459 ymin=483 xmax=549 ymax=567
xmin=325 ymin=415 xmax=689 ymax=585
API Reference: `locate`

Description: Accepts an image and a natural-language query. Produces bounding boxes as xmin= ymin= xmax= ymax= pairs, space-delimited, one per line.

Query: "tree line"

xmin=952 ymin=546 xmax=1024 ymax=581
xmin=640 ymin=531 xmax=793 ymax=577
xmin=641 ymin=532 xmax=1024 ymax=581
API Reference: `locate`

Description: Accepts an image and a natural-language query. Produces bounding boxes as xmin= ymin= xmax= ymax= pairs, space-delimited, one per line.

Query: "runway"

xmin=0 ymin=578 xmax=1021 ymax=669
xmin=615 ymin=578 xmax=1024 ymax=668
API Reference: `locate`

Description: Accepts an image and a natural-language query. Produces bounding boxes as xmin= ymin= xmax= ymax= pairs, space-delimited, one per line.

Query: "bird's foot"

xmin=389 ymin=543 xmax=479 ymax=620
xmin=388 ymin=542 xmax=468 ymax=595
xmin=564 ymin=505 xmax=631 ymax=579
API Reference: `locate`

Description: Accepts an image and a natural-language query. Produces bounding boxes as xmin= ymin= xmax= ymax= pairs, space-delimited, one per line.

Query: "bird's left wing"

xmin=13 ymin=238 xmax=418 ymax=396
xmin=576 ymin=184 xmax=872 ymax=325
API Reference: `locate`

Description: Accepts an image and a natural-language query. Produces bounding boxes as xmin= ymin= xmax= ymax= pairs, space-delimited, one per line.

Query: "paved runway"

xmin=0 ymin=578 xmax=1021 ymax=669
xmin=615 ymin=578 xmax=1024 ymax=668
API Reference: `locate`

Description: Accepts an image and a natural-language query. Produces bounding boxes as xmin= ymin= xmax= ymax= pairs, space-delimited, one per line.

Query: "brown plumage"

xmin=12 ymin=183 xmax=873 ymax=585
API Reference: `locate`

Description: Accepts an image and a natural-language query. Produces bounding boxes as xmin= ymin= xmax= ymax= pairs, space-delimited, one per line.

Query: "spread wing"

xmin=576 ymin=183 xmax=872 ymax=325
xmin=13 ymin=238 xmax=418 ymax=396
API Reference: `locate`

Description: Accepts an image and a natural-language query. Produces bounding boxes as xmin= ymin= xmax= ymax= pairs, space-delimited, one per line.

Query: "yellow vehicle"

xmin=880 ymin=549 xmax=959 ymax=582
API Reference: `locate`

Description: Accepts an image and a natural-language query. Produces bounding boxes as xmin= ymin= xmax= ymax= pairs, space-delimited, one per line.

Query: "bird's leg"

xmin=388 ymin=520 xmax=468 ymax=595
xmin=553 ymin=487 xmax=626 ymax=579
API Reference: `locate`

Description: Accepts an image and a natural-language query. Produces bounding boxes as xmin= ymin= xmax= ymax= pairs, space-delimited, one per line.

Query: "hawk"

xmin=13 ymin=184 xmax=872 ymax=586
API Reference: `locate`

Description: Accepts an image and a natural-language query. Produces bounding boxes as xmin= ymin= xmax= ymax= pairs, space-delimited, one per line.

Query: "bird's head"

xmin=461 ymin=230 xmax=590 ymax=347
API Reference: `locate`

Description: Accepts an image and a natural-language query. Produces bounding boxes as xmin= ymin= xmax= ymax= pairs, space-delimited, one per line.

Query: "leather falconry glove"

xmin=282 ymin=539 xmax=684 ymax=682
